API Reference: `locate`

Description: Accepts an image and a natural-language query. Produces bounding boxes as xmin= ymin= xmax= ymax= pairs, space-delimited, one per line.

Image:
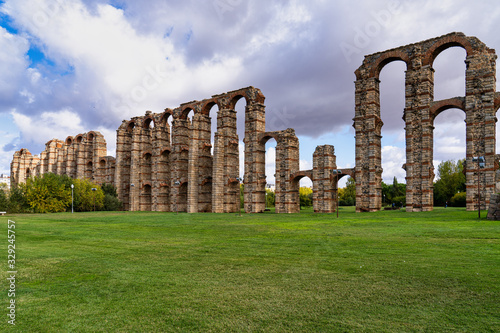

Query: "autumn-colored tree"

xmin=73 ymin=179 xmax=104 ymax=212
xmin=23 ymin=173 xmax=71 ymax=213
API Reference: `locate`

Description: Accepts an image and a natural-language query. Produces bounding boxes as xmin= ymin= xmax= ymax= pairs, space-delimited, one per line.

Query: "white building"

xmin=0 ymin=174 xmax=11 ymax=189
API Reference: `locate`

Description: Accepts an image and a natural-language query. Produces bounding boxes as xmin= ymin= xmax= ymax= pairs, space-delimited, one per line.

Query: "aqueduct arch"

xmin=354 ymin=32 xmax=498 ymax=212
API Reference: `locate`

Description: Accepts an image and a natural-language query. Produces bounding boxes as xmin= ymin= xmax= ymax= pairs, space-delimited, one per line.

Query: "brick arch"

xmin=495 ymin=93 xmax=500 ymax=112
xmin=87 ymin=131 xmax=100 ymax=141
xmin=126 ymin=120 xmax=136 ymax=133
xmin=290 ymin=170 xmax=314 ymax=183
xmin=160 ymin=109 xmax=173 ymax=126
xmin=367 ymin=50 xmax=411 ymax=79
xmin=258 ymin=132 xmax=280 ymax=145
xmin=65 ymin=136 xmax=74 ymax=145
xmin=180 ymin=107 xmax=195 ymax=120
xmin=423 ymin=34 xmax=475 ymax=67
xmin=75 ymin=134 xmax=84 ymax=143
xmin=143 ymin=116 xmax=155 ymax=129
xmin=227 ymin=94 xmax=247 ymax=110
xmin=430 ymin=97 xmax=466 ymax=121
xmin=201 ymin=100 xmax=218 ymax=115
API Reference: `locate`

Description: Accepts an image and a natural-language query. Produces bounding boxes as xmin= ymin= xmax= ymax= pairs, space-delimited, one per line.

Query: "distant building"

xmin=0 ymin=174 xmax=10 ymax=189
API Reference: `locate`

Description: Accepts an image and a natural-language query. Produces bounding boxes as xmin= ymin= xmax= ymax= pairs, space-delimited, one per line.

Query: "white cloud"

xmin=11 ymin=108 xmax=85 ymax=144
xmin=382 ymin=145 xmax=406 ymax=183
xmin=0 ymin=27 xmax=29 ymax=103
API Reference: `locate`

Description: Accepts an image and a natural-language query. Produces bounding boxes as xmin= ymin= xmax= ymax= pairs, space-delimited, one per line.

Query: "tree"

xmin=265 ymin=188 xmax=275 ymax=207
xmin=299 ymin=187 xmax=313 ymax=207
xmin=339 ymin=177 xmax=356 ymax=206
xmin=101 ymin=183 xmax=123 ymax=211
xmin=7 ymin=186 xmax=30 ymax=213
xmin=73 ymin=179 xmax=104 ymax=212
xmin=24 ymin=173 xmax=71 ymax=213
xmin=0 ymin=187 xmax=8 ymax=211
xmin=434 ymin=159 xmax=466 ymax=206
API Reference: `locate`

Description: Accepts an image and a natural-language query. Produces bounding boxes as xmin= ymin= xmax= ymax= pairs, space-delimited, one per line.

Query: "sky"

xmin=1 ymin=0 xmax=500 ymax=187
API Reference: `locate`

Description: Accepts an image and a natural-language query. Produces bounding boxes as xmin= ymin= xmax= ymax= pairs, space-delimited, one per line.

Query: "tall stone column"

xmin=171 ymin=117 xmax=190 ymax=213
xmin=243 ymin=103 xmax=266 ymax=213
xmin=313 ymin=145 xmax=337 ymax=213
xmin=276 ymin=129 xmax=300 ymax=214
xmin=405 ymin=65 xmax=435 ymax=212
xmin=212 ymin=108 xmax=239 ymax=213
xmin=465 ymin=51 xmax=497 ymax=210
xmin=354 ymin=76 xmax=382 ymax=212
xmin=197 ymin=114 xmax=213 ymax=212
xmin=187 ymin=114 xmax=200 ymax=213
xmin=129 ymin=125 xmax=141 ymax=212
xmin=152 ymin=114 xmax=171 ymax=212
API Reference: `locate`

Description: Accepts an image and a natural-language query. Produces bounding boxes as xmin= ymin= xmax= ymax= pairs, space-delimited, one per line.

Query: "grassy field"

xmin=1 ymin=207 xmax=499 ymax=332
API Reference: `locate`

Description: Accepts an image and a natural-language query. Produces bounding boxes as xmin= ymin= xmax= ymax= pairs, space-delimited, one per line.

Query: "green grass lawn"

xmin=1 ymin=207 xmax=499 ymax=332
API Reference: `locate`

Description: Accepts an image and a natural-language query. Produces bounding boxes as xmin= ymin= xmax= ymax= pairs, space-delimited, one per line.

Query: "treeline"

xmin=0 ymin=173 xmax=122 ymax=213
xmin=337 ymin=159 xmax=467 ymax=207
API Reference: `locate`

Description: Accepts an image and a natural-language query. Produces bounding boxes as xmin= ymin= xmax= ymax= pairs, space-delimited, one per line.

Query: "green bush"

xmin=73 ymin=179 xmax=104 ymax=212
xmin=24 ymin=173 xmax=71 ymax=213
xmin=450 ymin=192 xmax=466 ymax=207
xmin=103 ymin=194 xmax=123 ymax=211
xmin=7 ymin=186 xmax=31 ymax=213
xmin=392 ymin=195 xmax=406 ymax=207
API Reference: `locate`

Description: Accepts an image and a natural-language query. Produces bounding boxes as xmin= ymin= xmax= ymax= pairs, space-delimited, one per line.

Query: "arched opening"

xmin=233 ymin=96 xmax=246 ymax=182
xmin=26 ymin=168 xmax=31 ymax=179
xmin=379 ymin=60 xmax=407 ymax=186
xmin=142 ymin=152 xmax=152 ymax=182
xmin=98 ymin=159 xmax=106 ymax=184
xmin=66 ymin=137 xmax=73 ymax=145
xmin=75 ymin=135 xmax=83 ymax=143
xmin=265 ymin=137 xmax=277 ymax=211
xmin=140 ymin=184 xmax=152 ymax=211
xmin=85 ymin=161 xmax=93 ymax=180
xmin=87 ymin=132 xmax=95 ymax=142
xmin=294 ymin=175 xmax=314 ymax=211
xmin=127 ymin=121 xmax=135 ymax=133
xmin=143 ymin=117 xmax=155 ymax=130
xmin=339 ymin=175 xmax=356 ymax=208
xmin=433 ymin=108 xmax=466 ymax=207
xmin=433 ymin=46 xmax=467 ymax=101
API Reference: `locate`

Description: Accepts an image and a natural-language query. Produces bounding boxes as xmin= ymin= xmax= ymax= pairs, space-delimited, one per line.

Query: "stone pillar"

xmin=129 ymin=125 xmax=142 ymax=211
xmin=465 ymin=51 xmax=497 ymax=210
xmin=243 ymin=102 xmax=266 ymax=213
xmin=212 ymin=108 xmax=239 ymax=213
xmin=275 ymin=129 xmax=300 ymax=214
xmin=115 ymin=122 xmax=133 ymax=210
xmin=171 ymin=116 xmax=190 ymax=213
xmin=313 ymin=145 xmax=337 ymax=213
xmin=354 ymin=77 xmax=382 ymax=212
xmin=197 ymin=114 xmax=213 ymax=212
xmin=152 ymin=114 xmax=171 ymax=212
xmin=404 ymin=65 xmax=435 ymax=212
xmin=187 ymin=114 xmax=200 ymax=213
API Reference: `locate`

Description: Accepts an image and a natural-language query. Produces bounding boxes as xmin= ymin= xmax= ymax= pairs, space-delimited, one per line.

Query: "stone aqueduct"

xmin=11 ymin=87 xmax=342 ymax=214
xmin=11 ymin=32 xmax=500 ymax=213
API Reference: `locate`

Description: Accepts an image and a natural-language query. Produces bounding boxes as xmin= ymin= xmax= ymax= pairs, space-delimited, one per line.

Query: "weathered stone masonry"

xmin=354 ymin=32 xmax=500 ymax=212
xmin=12 ymin=87 xmax=346 ymax=214
xmin=11 ymin=132 xmax=113 ymax=187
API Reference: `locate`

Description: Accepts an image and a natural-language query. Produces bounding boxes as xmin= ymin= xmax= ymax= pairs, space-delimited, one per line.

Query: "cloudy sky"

xmin=1 ymin=0 xmax=500 ymax=186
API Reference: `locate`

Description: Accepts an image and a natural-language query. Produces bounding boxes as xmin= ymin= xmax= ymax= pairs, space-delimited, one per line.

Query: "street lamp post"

xmin=174 ymin=181 xmax=180 ymax=215
xmin=472 ymin=156 xmax=485 ymax=219
xmin=71 ymin=184 xmax=74 ymax=213
xmin=332 ymin=170 xmax=342 ymax=218
xmin=91 ymin=188 xmax=97 ymax=212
